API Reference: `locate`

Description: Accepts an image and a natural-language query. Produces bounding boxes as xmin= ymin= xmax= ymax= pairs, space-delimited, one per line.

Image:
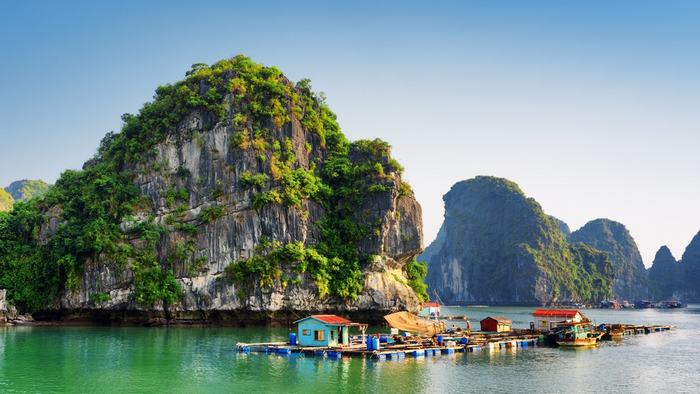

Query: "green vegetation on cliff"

xmin=0 ymin=190 xmax=12 ymax=212
xmin=0 ymin=55 xmax=422 ymax=312
xmin=405 ymin=259 xmax=429 ymax=302
xmin=569 ymin=219 xmax=649 ymax=300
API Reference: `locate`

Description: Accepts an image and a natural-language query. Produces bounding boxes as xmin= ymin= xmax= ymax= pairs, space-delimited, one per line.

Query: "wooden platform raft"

xmin=236 ymin=313 xmax=673 ymax=360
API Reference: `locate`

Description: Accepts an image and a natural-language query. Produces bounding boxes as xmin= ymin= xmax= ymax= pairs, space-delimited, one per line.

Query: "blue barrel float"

xmin=437 ymin=335 xmax=444 ymax=345
xmin=289 ymin=333 xmax=297 ymax=346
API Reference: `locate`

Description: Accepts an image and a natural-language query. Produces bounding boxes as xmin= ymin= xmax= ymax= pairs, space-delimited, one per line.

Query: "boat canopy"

xmin=384 ymin=311 xmax=446 ymax=336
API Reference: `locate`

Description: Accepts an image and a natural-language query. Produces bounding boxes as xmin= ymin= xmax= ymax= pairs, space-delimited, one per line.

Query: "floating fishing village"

xmin=236 ymin=302 xmax=674 ymax=361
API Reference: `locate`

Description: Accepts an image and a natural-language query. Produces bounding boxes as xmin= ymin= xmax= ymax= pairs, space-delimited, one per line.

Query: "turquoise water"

xmin=1 ymin=306 xmax=698 ymax=393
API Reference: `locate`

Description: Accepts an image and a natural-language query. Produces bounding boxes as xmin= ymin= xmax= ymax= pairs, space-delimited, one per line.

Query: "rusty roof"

xmin=532 ymin=309 xmax=581 ymax=318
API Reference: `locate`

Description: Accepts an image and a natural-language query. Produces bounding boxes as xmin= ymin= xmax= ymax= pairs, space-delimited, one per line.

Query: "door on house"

xmin=338 ymin=327 xmax=349 ymax=345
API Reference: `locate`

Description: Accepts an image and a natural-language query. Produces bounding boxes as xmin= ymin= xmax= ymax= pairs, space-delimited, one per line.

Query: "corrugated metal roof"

xmin=422 ymin=302 xmax=440 ymax=308
xmin=293 ymin=314 xmax=353 ymax=325
xmin=532 ymin=309 xmax=581 ymax=318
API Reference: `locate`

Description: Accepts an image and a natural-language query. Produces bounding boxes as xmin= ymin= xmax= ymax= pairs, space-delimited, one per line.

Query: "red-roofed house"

xmin=480 ymin=316 xmax=512 ymax=332
xmin=532 ymin=309 xmax=585 ymax=330
xmin=293 ymin=315 xmax=365 ymax=347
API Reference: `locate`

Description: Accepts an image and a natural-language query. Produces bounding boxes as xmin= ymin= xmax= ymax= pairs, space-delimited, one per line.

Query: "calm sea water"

xmin=1 ymin=306 xmax=698 ymax=393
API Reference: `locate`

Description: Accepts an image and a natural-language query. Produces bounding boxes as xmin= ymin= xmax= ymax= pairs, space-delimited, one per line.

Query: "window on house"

xmin=302 ymin=329 xmax=309 ymax=336
xmin=315 ymin=330 xmax=324 ymax=341
xmin=330 ymin=330 xmax=335 ymax=340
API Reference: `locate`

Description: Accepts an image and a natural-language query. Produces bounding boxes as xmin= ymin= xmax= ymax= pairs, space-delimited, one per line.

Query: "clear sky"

xmin=1 ymin=0 xmax=699 ymax=266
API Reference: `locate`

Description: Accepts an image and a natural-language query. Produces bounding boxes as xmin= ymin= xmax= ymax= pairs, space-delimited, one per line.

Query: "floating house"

xmin=418 ymin=301 xmax=441 ymax=319
xmin=600 ymin=300 xmax=622 ymax=309
xmin=293 ymin=315 xmax=367 ymax=347
xmin=532 ymin=309 xmax=585 ymax=330
xmin=480 ymin=316 xmax=512 ymax=332
xmin=634 ymin=300 xmax=654 ymax=309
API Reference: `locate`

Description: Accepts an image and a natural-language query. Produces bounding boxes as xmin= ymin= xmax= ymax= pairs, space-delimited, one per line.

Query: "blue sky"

xmin=1 ymin=0 xmax=699 ymax=265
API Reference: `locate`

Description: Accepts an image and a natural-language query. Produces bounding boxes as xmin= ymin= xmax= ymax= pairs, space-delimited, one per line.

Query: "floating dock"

xmin=237 ymin=324 xmax=673 ymax=360
xmin=238 ymin=331 xmax=539 ymax=360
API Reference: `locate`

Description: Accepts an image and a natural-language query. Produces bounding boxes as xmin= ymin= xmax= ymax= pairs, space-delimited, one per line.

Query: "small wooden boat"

xmin=556 ymin=322 xmax=602 ymax=347
xmin=384 ymin=311 xmax=446 ymax=336
xmin=442 ymin=315 xmax=469 ymax=320
xmin=601 ymin=323 xmax=625 ymax=340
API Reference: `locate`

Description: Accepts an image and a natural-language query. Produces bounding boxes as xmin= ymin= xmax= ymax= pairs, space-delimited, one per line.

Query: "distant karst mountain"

xmin=648 ymin=231 xmax=700 ymax=302
xmin=569 ymin=219 xmax=649 ymax=301
xmin=680 ymin=231 xmax=700 ymax=301
xmin=422 ymin=176 xmax=613 ymax=305
xmin=648 ymin=246 xmax=681 ymax=300
xmin=4 ymin=179 xmax=50 ymax=201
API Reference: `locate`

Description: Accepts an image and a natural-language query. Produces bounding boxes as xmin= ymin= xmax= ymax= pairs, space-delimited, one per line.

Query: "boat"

xmin=657 ymin=300 xmax=686 ymax=309
xmin=601 ymin=323 xmax=625 ymax=340
xmin=634 ymin=300 xmax=655 ymax=309
xmin=442 ymin=315 xmax=469 ymax=320
xmin=383 ymin=311 xmax=447 ymax=336
xmin=599 ymin=300 xmax=622 ymax=309
xmin=555 ymin=322 xmax=602 ymax=347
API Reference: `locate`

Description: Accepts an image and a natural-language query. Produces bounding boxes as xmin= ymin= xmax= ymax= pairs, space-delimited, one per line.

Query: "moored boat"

xmin=555 ymin=322 xmax=602 ymax=347
xmin=657 ymin=300 xmax=686 ymax=309
xmin=634 ymin=300 xmax=654 ymax=309
xmin=601 ymin=323 xmax=625 ymax=340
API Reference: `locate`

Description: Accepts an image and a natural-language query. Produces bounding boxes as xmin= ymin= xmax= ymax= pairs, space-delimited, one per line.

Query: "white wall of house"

xmin=534 ymin=313 xmax=583 ymax=330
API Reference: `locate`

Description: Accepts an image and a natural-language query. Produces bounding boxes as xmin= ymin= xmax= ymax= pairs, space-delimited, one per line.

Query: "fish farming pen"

xmin=236 ymin=311 xmax=674 ymax=360
xmin=236 ymin=332 xmax=541 ymax=360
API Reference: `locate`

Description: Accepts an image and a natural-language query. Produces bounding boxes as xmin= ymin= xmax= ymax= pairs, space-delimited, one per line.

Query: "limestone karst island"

xmin=1 ymin=1 xmax=699 ymax=393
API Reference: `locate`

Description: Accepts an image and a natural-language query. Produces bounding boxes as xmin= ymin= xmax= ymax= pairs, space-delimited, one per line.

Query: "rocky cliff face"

xmin=419 ymin=223 xmax=445 ymax=265
xmin=0 ymin=56 xmax=423 ymax=323
xmin=551 ymin=216 xmax=571 ymax=237
xmin=423 ymin=176 xmax=613 ymax=305
xmin=569 ymin=219 xmax=649 ymax=301
xmin=648 ymin=246 xmax=680 ymax=300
